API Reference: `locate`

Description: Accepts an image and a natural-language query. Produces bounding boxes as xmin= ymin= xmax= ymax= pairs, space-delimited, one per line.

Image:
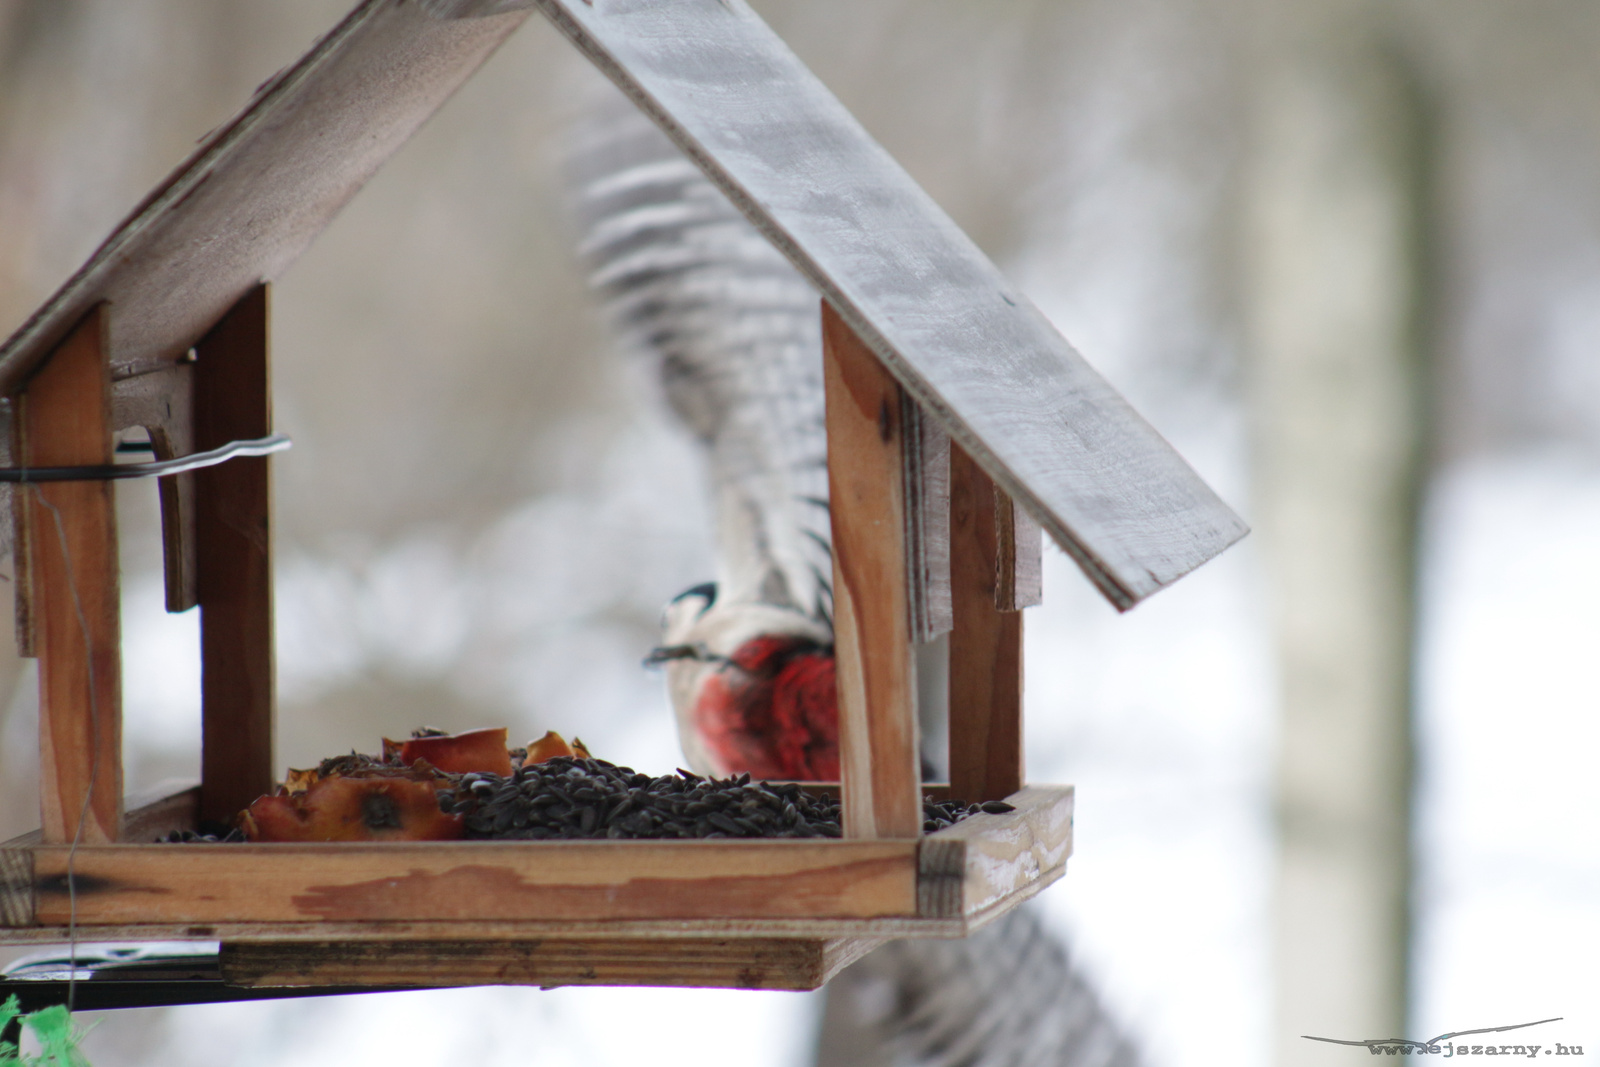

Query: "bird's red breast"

xmin=693 ymin=634 xmax=838 ymax=781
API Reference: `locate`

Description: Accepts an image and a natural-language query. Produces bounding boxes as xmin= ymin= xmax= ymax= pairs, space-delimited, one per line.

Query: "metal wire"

xmin=0 ymin=434 xmax=290 ymax=482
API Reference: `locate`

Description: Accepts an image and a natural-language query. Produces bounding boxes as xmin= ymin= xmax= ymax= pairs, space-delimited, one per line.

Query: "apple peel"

xmin=242 ymin=773 xmax=464 ymax=842
xmin=388 ymin=727 xmax=512 ymax=776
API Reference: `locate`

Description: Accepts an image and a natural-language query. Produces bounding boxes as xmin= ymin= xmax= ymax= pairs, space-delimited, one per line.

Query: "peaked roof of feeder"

xmin=0 ymin=0 xmax=1246 ymax=609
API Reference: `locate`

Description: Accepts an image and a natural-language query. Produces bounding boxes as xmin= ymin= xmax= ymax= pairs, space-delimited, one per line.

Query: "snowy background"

xmin=0 ymin=1 xmax=1596 ymax=1064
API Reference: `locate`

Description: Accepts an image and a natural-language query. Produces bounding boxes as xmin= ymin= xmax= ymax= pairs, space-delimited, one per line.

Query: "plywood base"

xmin=220 ymin=936 xmax=882 ymax=992
xmin=1 ymin=783 xmax=1071 ymax=988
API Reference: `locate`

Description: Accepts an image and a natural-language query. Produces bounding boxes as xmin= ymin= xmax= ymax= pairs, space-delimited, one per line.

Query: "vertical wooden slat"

xmin=194 ymin=284 xmax=276 ymax=826
xmin=111 ymin=361 xmax=200 ymax=612
xmin=948 ymin=444 xmax=1025 ymax=803
xmin=995 ymin=491 xmax=1043 ymax=611
xmin=19 ymin=305 xmax=123 ymax=844
xmin=823 ymin=301 xmax=921 ymax=840
xmin=902 ymin=395 xmax=952 ymax=643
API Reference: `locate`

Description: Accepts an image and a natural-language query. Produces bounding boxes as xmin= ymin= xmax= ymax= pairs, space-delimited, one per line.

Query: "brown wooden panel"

xmin=220 ymin=935 xmax=881 ymax=992
xmin=113 ymin=361 xmax=198 ymax=611
xmin=823 ymin=302 xmax=922 ymax=840
xmin=3 ymin=779 xmax=199 ymax=853
xmin=30 ymin=839 xmax=918 ymax=926
xmin=916 ymin=785 xmax=1073 ymax=919
xmin=194 ymin=285 xmax=275 ymax=827
xmin=948 ymin=445 xmax=1024 ymax=802
xmin=18 ymin=306 xmax=123 ymax=845
xmin=0 ymin=847 xmax=31 ymax=927
xmin=3 ymin=916 xmax=952 ymax=946
xmin=121 ymin=781 xmax=201 ymax=843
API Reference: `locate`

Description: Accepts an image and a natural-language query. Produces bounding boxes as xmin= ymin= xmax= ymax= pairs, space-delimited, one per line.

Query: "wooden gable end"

xmin=0 ymin=0 xmax=529 ymax=395
xmin=0 ymin=0 xmax=1245 ymax=611
xmin=524 ymin=0 xmax=1248 ymax=608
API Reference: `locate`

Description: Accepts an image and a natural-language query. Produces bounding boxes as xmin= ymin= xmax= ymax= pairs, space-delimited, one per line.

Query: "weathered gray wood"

xmin=916 ymin=786 xmax=1072 ymax=919
xmin=420 ymin=0 xmax=535 ymax=18
xmin=903 ymin=395 xmax=952 ymax=642
xmin=535 ymin=0 xmax=1247 ymax=608
xmin=997 ymin=497 xmax=1043 ymax=612
xmin=0 ymin=0 xmax=1241 ymax=610
xmin=0 ymin=0 xmax=528 ymax=395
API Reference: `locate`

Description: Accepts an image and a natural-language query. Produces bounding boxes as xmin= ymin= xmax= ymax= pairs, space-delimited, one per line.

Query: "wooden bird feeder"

xmin=0 ymin=0 xmax=1245 ymax=994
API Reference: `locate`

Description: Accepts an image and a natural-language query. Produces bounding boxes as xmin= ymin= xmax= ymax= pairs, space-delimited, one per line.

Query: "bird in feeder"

xmin=653 ymin=583 xmax=838 ymax=781
xmin=572 ymin=97 xmax=1146 ymax=1065
xmin=572 ymin=97 xmax=840 ymax=782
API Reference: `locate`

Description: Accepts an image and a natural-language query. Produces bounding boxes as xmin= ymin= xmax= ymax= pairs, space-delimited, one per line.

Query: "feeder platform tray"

xmin=1 ymin=781 xmax=1071 ymax=991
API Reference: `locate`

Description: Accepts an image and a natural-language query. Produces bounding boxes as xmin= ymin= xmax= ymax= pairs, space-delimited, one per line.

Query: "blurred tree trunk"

xmin=1241 ymin=3 xmax=1433 ymax=1058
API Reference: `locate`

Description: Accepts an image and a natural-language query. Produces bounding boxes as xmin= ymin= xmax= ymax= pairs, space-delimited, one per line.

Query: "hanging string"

xmin=0 ymin=434 xmax=290 ymax=483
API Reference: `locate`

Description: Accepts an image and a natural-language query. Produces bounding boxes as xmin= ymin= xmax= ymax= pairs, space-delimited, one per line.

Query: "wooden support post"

xmin=17 ymin=305 xmax=123 ymax=844
xmin=112 ymin=361 xmax=199 ymax=612
xmin=947 ymin=444 xmax=1032 ymax=802
xmin=822 ymin=301 xmax=921 ymax=839
xmin=194 ymin=284 xmax=276 ymax=827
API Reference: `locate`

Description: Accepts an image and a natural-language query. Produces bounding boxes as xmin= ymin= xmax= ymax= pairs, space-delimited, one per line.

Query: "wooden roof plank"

xmin=0 ymin=0 xmax=1245 ymax=608
xmin=0 ymin=0 xmax=529 ymax=394
xmin=535 ymin=0 xmax=1247 ymax=607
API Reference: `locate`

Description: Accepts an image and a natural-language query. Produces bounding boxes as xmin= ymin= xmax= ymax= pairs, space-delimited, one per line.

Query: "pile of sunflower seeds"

xmin=438 ymin=756 xmax=1014 ymax=840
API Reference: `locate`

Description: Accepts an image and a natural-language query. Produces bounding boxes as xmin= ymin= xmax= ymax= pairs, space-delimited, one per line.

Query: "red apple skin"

xmin=393 ymin=727 xmax=512 ymax=776
xmin=242 ymin=775 xmax=464 ymax=842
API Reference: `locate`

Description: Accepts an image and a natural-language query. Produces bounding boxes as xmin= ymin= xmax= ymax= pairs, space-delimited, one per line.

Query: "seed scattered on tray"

xmin=438 ymin=756 xmax=1010 ymax=841
xmin=182 ymin=727 xmax=1013 ymax=843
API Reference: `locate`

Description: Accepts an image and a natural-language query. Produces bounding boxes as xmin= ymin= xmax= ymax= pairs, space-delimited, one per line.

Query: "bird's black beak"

xmin=643 ymin=642 xmax=728 ymax=668
xmin=670 ymin=582 xmax=719 ymax=616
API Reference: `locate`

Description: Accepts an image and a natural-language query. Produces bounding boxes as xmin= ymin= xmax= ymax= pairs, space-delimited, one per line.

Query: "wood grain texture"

xmin=29 ymin=840 xmax=917 ymax=926
xmin=534 ymin=0 xmax=1247 ymax=608
xmin=903 ymin=394 xmax=952 ymax=642
xmin=194 ymin=285 xmax=276 ymax=827
xmin=18 ymin=306 xmax=123 ymax=845
xmin=824 ymin=303 xmax=922 ymax=840
xmin=997 ymin=496 xmax=1043 ymax=611
xmin=2 ymin=917 xmax=956 ymax=946
xmin=419 ymin=0 xmax=535 ymax=18
xmin=220 ymin=936 xmax=880 ymax=991
xmin=916 ymin=786 xmax=1073 ymax=919
xmin=121 ymin=781 xmax=201 ymax=843
xmin=0 ymin=847 xmax=31 ymax=927
xmin=0 ymin=0 xmax=527 ymax=394
xmin=113 ymin=362 xmax=197 ymax=611
xmin=948 ymin=445 xmax=1025 ymax=802
xmin=4 ymin=787 xmax=1068 ymax=941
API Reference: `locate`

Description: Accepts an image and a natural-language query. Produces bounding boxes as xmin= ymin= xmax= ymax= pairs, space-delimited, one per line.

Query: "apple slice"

xmin=390 ymin=727 xmax=513 ymax=776
xmin=242 ymin=774 xmax=464 ymax=842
